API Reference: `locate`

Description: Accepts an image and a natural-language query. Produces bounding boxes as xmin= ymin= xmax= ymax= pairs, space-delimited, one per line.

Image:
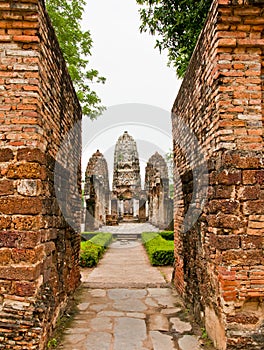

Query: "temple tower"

xmin=84 ymin=150 xmax=110 ymax=230
xmin=112 ymin=131 xmax=142 ymax=221
xmin=145 ymin=152 xmax=173 ymax=229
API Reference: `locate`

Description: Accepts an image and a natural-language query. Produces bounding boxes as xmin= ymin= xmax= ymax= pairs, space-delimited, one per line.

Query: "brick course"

xmin=0 ymin=1 xmax=81 ymax=349
xmin=172 ymin=0 xmax=264 ymax=349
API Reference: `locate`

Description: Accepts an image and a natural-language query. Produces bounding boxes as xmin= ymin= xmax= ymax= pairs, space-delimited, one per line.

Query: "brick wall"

xmin=0 ymin=1 xmax=82 ymax=349
xmin=172 ymin=1 xmax=264 ymax=349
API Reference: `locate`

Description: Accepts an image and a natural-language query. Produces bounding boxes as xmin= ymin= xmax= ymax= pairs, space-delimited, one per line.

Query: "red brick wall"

xmin=172 ymin=1 xmax=264 ymax=349
xmin=0 ymin=1 xmax=82 ymax=348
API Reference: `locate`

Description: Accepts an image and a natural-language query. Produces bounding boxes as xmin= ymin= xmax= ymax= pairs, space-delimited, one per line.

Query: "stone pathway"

xmin=97 ymin=222 xmax=161 ymax=234
xmin=57 ymin=288 xmax=204 ymax=350
xmin=83 ymin=242 xmax=166 ymax=288
xmin=54 ymin=224 xmax=214 ymax=350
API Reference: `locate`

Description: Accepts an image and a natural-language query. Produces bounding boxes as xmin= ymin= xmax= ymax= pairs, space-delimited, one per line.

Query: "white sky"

xmin=81 ymin=0 xmax=182 ymax=185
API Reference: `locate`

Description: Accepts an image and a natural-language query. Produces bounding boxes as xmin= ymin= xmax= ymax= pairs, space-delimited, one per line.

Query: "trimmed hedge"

xmin=142 ymin=232 xmax=174 ymax=266
xmin=80 ymin=233 xmax=112 ymax=267
xmin=81 ymin=232 xmax=97 ymax=241
xmin=90 ymin=232 xmax=113 ymax=248
xmin=80 ymin=241 xmax=103 ymax=267
xmin=159 ymin=231 xmax=174 ymax=241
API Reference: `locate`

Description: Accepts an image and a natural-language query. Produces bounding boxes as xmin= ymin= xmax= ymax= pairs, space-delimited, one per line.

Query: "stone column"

xmin=111 ymin=199 xmax=118 ymax=216
xmin=85 ymin=199 xmax=96 ymax=231
xmin=133 ymin=199 xmax=139 ymax=217
xmin=139 ymin=199 xmax=146 ymax=222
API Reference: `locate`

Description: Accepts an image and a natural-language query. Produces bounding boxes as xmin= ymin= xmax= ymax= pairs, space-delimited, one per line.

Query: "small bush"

xmin=142 ymin=232 xmax=174 ymax=266
xmin=79 ymin=233 xmax=113 ymax=267
xmin=159 ymin=231 xmax=174 ymax=241
xmin=80 ymin=241 xmax=102 ymax=267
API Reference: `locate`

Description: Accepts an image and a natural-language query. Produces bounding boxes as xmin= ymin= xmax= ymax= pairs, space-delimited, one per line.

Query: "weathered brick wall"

xmin=172 ymin=1 xmax=264 ymax=349
xmin=0 ymin=1 xmax=82 ymax=349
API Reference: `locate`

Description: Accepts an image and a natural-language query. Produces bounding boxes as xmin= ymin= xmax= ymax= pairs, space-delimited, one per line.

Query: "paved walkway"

xmin=82 ymin=242 xmax=167 ymax=288
xmin=96 ymin=223 xmax=160 ymax=234
xmin=55 ymin=224 xmax=214 ymax=350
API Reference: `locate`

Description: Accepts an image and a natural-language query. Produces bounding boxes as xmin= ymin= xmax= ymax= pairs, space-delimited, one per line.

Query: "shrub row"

xmin=141 ymin=232 xmax=174 ymax=266
xmin=81 ymin=232 xmax=97 ymax=241
xmin=90 ymin=232 xmax=113 ymax=247
xmin=80 ymin=233 xmax=112 ymax=267
xmin=159 ymin=231 xmax=174 ymax=241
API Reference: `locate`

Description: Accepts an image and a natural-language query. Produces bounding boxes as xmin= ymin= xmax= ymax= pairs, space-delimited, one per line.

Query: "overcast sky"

xmin=81 ymin=0 xmax=182 ymax=184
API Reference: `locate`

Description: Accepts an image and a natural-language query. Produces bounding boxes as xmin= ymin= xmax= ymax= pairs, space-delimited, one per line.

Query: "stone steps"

xmin=113 ymin=233 xmax=141 ymax=240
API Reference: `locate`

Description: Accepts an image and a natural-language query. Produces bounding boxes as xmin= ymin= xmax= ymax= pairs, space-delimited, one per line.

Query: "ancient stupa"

xmin=83 ymin=131 xmax=173 ymax=229
xmin=112 ymin=131 xmax=142 ymax=221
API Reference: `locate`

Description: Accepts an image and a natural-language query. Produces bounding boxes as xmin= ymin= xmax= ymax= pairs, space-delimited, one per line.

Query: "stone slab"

xmin=161 ymin=307 xmax=182 ymax=315
xmin=150 ymin=331 xmax=176 ymax=350
xmin=90 ymin=317 xmax=112 ymax=331
xmin=113 ymin=298 xmax=147 ymax=312
xmin=89 ymin=289 xmax=107 ymax=297
xmin=113 ymin=317 xmax=147 ymax=350
xmin=170 ymin=317 xmax=192 ymax=333
xmin=149 ymin=314 xmax=170 ymax=331
xmin=178 ymin=335 xmax=201 ymax=350
xmin=86 ymin=332 xmax=112 ymax=350
xmin=77 ymin=302 xmax=90 ymax=311
xmin=108 ymin=289 xmax=147 ymax=300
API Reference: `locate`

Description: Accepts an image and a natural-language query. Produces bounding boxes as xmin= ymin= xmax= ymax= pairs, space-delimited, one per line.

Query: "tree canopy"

xmin=46 ymin=0 xmax=105 ymax=118
xmin=136 ymin=0 xmax=212 ymax=78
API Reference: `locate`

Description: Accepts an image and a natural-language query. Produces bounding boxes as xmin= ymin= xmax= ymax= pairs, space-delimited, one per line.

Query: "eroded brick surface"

xmin=0 ymin=1 xmax=82 ymax=349
xmin=172 ymin=0 xmax=264 ymax=349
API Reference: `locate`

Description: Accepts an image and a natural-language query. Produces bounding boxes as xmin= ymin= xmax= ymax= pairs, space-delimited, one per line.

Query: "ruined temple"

xmin=84 ymin=150 xmax=110 ymax=230
xmin=112 ymin=131 xmax=143 ymax=221
xmin=84 ymin=134 xmax=173 ymax=226
xmin=145 ymin=152 xmax=173 ymax=229
xmin=1 ymin=1 xmax=264 ymax=349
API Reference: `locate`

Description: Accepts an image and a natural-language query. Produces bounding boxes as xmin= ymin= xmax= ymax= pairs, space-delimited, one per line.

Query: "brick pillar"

xmin=0 ymin=1 xmax=81 ymax=349
xmin=172 ymin=1 xmax=264 ymax=349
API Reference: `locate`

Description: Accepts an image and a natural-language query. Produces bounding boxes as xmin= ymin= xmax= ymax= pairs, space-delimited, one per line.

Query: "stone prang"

xmin=112 ymin=131 xmax=141 ymax=199
xmin=84 ymin=150 xmax=110 ymax=230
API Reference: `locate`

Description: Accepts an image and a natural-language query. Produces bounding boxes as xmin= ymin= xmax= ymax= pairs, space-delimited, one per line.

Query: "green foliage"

xmin=47 ymin=338 xmax=58 ymax=348
xmin=159 ymin=231 xmax=174 ymax=241
xmin=201 ymin=327 xmax=208 ymax=339
xmin=142 ymin=232 xmax=159 ymax=242
xmin=80 ymin=241 xmax=103 ymax=267
xmin=45 ymin=0 xmax=105 ymax=118
xmin=79 ymin=233 xmax=112 ymax=267
xmin=90 ymin=232 xmax=113 ymax=248
xmin=81 ymin=232 xmax=97 ymax=241
xmin=142 ymin=232 xmax=174 ymax=266
xmin=136 ymin=0 xmax=212 ymax=77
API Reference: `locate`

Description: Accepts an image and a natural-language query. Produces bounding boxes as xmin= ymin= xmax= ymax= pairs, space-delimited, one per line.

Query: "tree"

xmin=46 ymin=0 xmax=105 ymax=118
xmin=136 ymin=0 xmax=212 ymax=77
